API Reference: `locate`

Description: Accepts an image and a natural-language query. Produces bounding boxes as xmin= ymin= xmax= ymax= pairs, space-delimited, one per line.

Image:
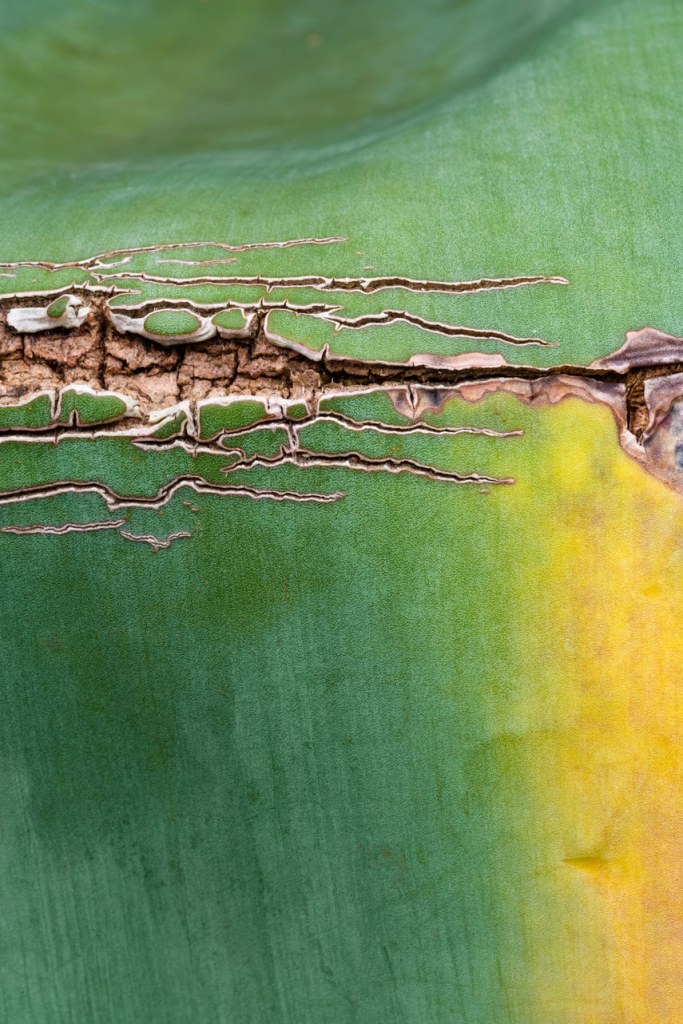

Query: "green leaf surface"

xmin=0 ymin=2 xmax=681 ymax=1022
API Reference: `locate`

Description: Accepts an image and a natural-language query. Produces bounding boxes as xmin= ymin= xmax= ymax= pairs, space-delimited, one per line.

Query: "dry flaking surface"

xmin=2 ymin=242 xmax=683 ymax=500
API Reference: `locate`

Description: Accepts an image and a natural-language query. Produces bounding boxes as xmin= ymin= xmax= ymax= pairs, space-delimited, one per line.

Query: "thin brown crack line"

xmin=92 ymin=270 xmax=569 ymax=296
xmin=0 ymin=283 xmax=135 ymax=302
xmin=315 ymin=354 xmax=683 ymax=394
xmin=156 ymin=258 xmax=239 ymax=267
xmin=197 ymin=412 xmax=523 ymax=441
xmin=103 ymin=302 xmax=555 ymax=348
xmin=0 ymin=519 xmax=126 ymax=536
xmin=109 ymin=298 xmax=337 ymax=321
xmin=220 ymin=449 xmax=511 ymax=486
xmin=119 ymin=529 xmax=192 ymax=550
xmin=0 ymin=291 xmax=564 ymax=352
xmin=0 ymin=517 xmax=192 ymax=551
xmin=0 ymin=476 xmax=346 ymax=511
xmin=0 ymin=414 xmax=522 ymax=452
xmin=0 ymin=237 xmax=350 ymax=273
xmin=126 ymin=436 xmax=512 ymax=487
xmin=323 ymin=310 xmax=556 ymax=346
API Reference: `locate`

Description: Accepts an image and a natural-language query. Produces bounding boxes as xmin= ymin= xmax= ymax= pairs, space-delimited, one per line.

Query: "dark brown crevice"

xmin=0 ymin=303 xmax=681 ymax=450
xmin=3 ymin=306 xmax=683 ymax=517
xmin=95 ymin=304 xmax=107 ymax=390
xmin=7 ymin=248 xmax=683 ymax=523
xmin=93 ymin=270 xmax=569 ymax=296
xmin=619 ymin=365 xmax=683 ymax=441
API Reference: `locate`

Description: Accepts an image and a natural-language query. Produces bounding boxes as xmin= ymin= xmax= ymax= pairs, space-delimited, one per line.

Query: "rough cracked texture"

xmin=0 ymin=1 xmax=682 ymax=1022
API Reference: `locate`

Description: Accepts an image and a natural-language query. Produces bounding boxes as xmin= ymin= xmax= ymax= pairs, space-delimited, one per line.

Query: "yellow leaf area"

xmin=495 ymin=398 xmax=683 ymax=1023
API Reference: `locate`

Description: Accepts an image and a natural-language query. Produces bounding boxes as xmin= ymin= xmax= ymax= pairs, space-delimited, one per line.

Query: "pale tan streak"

xmin=0 ymin=237 xmax=349 ymax=272
xmin=0 ymin=519 xmax=189 ymax=550
xmin=0 ymin=283 xmax=134 ymax=300
xmin=94 ymin=271 xmax=569 ymax=296
xmin=324 ymin=309 xmax=557 ymax=346
xmin=130 ymin=414 xmax=521 ymax=463
xmin=217 ymin=448 xmax=512 ymax=486
xmin=102 ymin=298 xmax=556 ymax=348
xmin=119 ymin=529 xmax=192 ymax=549
xmin=0 ymin=519 xmax=125 ymax=536
xmin=156 ymin=258 xmax=239 ymax=266
xmin=128 ymin=435 xmax=511 ymax=485
xmin=0 ymin=476 xmax=345 ymax=511
xmin=101 ymin=298 xmax=553 ymax=348
xmin=107 ymin=297 xmax=339 ymax=314
xmin=184 ymin=413 xmax=522 ymax=444
xmin=294 ymin=412 xmax=523 ymax=438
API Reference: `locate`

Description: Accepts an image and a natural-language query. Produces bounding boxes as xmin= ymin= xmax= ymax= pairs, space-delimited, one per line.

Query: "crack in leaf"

xmin=0 ymin=241 xmax=682 ymax=539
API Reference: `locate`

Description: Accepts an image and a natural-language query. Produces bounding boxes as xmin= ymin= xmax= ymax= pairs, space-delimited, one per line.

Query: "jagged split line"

xmin=0 ymin=519 xmax=126 ymax=536
xmin=0 ymin=239 xmax=569 ymax=355
xmin=0 ymin=518 xmax=192 ymax=551
xmin=0 ymin=239 xmax=569 ymax=539
xmin=323 ymin=309 xmax=557 ymax=346
xmin=119 ymin=529 xmax=192 ymax=550
xmin=0 ymin=475 xmax=346 ymax=511
xmin=0 ymin=237 xmax=350 ymax=273
xmin=196 ymin=411 xmax=523 ymax=442
xmin=93 ymin=269 xmax=568 ymax=297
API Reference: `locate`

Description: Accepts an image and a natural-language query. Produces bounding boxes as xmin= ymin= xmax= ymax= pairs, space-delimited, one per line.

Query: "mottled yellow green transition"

xmin=501 ymin=401 xmax=683 ymax=1023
